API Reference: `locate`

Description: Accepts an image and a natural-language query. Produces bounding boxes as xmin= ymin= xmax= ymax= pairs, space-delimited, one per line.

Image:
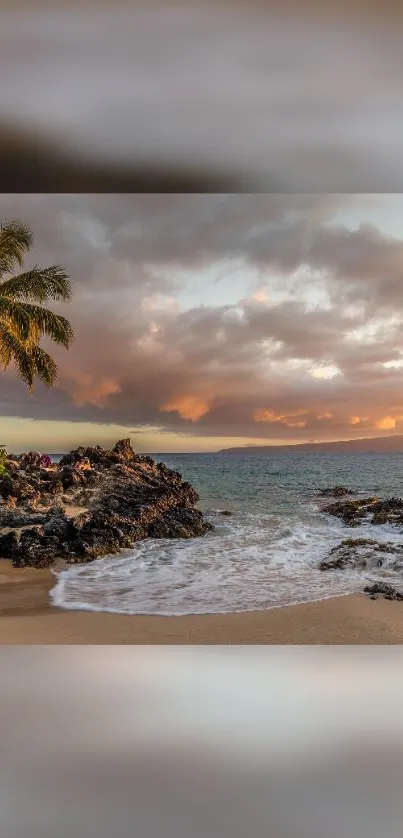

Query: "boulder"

xmin=147 ymin=508 xmax=213 ymax=539
xmin=319 ymin=538 xmax=403 ymax=574
xmin=112 ymin=438 xmax=134 ymax=459
xmin=43 ymin=508 xmax=70 ymax=538
xmin=11 ymin=527 xmax=59 ymax=569
xmin=363 ymin=582 xmax=403 ymax=601
xmin=319 ymin=538 xmax=403 ymax=571
xmin=19 ymin=451 xmax=42 ymax=472
xmin=65 ymin=510 xmax=145 ymax=561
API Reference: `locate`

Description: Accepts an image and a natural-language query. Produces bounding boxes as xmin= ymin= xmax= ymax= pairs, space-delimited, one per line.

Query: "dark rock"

xmin=0 ymin=507 xmax=47 ymax=527
xmin=147 ymin=508 xmax=213 ymax=539
xmin=59 ymin=466 xmax=85 ymax=490
xmin=43 ymin=508 xmax=70 ymax=538
xmin=0 ymin=530 xmax=19 ymax=558
xmin=323 ymin=495 xmax=403 ymax=528
xmin=0 ymin=474 xmax=38 ymax=502
xmin=371 ymin=511 xmax=389 ymax=525
xmin=0 ymin=474 xmax=19 ymax=499
xmin=219 ymin=510 xmax=233 ymax=516
xmin=11 ymin=527 xmax=59 ymax=569
xmin=66 ymin=510 xmax=145 ymax=560
xmin=141 ymin=455 xmax=156 ymax=466
xmin=323 ymin=497 xmax=379 ymax=526
xmin=363 ymin=582 xmax=403 ymax=601
xmin=319 ymin=486 xmax=353 ymax=498
xmin=320 ymin=538 xmax=403 ymax=571
xmin=112 ymin=438 xmax=135 ymax=459
xmin=0 ymin=439 xmax=213 ymax=568
xmin=19 ymin=451 xmax=42 ymax=472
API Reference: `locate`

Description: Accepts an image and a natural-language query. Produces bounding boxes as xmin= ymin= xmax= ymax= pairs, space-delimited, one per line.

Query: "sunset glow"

xmin=2 ymin=194 xmax=403 ymax=453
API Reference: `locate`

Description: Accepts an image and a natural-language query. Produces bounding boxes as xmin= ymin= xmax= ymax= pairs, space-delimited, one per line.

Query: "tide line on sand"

xmin=1 ymin=561 xmax=403 ymax=644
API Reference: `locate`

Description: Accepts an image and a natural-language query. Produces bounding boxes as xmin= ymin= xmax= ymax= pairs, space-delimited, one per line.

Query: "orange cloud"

xmin=375 ymin=416 xmax=396 ymax=430
xmin=317 ymin=412 xmax=333 ymax=420
xmin=254 ymin=409 xmax=306 ymax=428
xmin=350 ymin=415 xmax=370 ymax=425
xmin=160 ymin=395 xmax=212 ymax=422
xmin=69 ymin=375 xmax=121 ymax=408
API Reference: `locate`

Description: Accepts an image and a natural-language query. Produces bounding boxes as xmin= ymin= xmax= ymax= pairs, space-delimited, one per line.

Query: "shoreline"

xmin=1 ymin=561 xmax=403 ymax=643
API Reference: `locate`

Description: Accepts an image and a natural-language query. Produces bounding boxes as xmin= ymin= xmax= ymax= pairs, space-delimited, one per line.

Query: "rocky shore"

xmin=0 ymin=440 xmax=212 ymax=568
xmin=318 ymin=487 xmax=403 ymax=602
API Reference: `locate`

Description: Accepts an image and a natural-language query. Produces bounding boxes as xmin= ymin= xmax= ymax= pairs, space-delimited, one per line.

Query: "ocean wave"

xmin=50 ymin=501 xmax=403 ymax=616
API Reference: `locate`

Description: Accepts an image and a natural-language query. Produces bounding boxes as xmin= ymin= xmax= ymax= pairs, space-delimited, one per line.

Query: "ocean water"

xmin=50 ymin=452 xmax=403 ymax=615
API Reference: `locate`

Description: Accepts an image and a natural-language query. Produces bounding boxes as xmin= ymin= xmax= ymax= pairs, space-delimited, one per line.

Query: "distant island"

xmin=218 ymin=435 xmax=403 ymax=454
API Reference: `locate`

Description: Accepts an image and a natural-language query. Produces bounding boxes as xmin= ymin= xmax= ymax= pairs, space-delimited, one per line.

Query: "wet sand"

xmin=1 ymin=560 xmax=403 ymax=643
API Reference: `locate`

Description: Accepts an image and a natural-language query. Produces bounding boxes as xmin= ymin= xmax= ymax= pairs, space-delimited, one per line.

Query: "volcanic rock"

xmin=0 ymin=530 xmax=19 ymax=558
xmin=0 ymin=440 xmax=213 ymax=568
xmin=319 ymin=538 xmax=403 ymax=571
xmin=363 ymin=582 xmax=403 ymax=601
xmin=147 ymin=507 xmax=213 ymax=539
xmin=323 ymin=497 xmax=379 ymax=527
xmin=323 ymin=496 xmax=403 ymax=528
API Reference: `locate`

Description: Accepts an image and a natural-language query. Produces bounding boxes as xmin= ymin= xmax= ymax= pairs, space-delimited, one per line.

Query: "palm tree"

xmin=0 ymin=219 xmax=74 ymax=390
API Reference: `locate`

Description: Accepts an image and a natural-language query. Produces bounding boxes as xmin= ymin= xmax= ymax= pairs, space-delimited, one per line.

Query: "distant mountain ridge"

xmin=218 ymin=435 xmax=403 ymax=454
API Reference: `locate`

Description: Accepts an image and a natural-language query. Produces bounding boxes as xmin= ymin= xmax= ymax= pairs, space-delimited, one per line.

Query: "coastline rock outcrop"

xmin=319 ymin=538 xmax=403 ymax=572
xmin=319 ymin=493 xmax=403 ymax=599
xmin=323 ymin=496 xmax=403 ymax=528
xmin=322 ymin=497 xmax=378 ymax=527
xmin=0 ymin=440 xmax=213 ymax=568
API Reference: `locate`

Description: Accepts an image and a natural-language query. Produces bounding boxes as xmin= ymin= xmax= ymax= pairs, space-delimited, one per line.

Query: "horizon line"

xmin=5 ymin=430 xmax=403 ymax=458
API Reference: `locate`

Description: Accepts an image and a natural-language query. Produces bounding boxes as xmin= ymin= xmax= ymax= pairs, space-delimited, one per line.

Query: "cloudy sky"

xmin=2 ymin=193 xmax=403 ymax=453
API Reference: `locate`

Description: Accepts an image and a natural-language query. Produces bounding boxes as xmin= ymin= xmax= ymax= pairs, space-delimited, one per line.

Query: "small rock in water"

xmin=319 ymin=538 xmax=403 ymax=571
xmin=323 ymin=497 xmax=378 ymax=526
xmin=363 ymin=582 xmax=403 ymax=601
xmin=323 ymin=495 xmax=403 ymax=528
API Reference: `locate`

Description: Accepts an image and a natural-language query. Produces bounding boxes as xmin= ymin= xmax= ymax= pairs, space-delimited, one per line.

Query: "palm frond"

xmin=0 ymin=265 xmax=72 ymax=303
xmin=0 ymin=219 xmax=33 ymax=276
xmin=0 ymin=218 xmax=73 ymax=390
xmin=15 ymin=303 xmax=74 ymax=347
xmin=0 ymin=322 xmax=11 ymax=368
xmin=0 ymin=320 xmax=35 ymax=389
xmin=0 ymin=298 xmax=74 ymax=347
xmin=0 ymin=320 xmax=59 ymax=390
xmin=30 ymin=344 xmax=58 ymax=387
xmin=0 ymin=297 xmax=31 ymax=339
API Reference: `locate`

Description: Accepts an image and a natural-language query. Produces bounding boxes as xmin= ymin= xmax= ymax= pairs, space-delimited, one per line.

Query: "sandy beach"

xmin=0 ymin=560 xmax=403 ymax=644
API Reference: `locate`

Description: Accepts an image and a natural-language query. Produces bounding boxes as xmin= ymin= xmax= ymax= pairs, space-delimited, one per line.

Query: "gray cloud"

xmin=1 ymin=194 xmax=403 ymax=444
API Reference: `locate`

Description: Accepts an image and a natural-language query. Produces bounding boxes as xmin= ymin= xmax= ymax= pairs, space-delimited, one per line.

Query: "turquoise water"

xmin=51 ymin=452 xmax=403 ymax=615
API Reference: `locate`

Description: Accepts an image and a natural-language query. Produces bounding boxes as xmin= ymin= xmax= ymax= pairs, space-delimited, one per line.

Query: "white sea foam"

xmin=50 ymin=505 xmax=403 ymax=616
